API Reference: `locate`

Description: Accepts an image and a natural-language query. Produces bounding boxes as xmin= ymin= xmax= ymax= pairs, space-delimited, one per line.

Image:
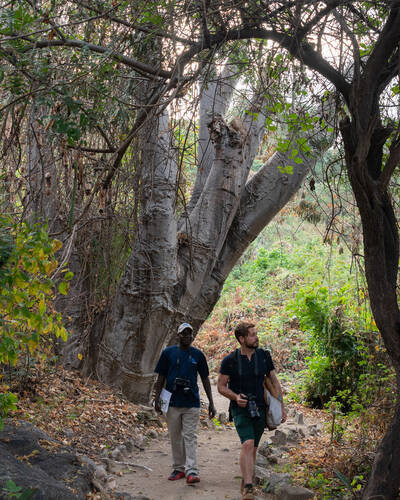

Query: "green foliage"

xmin=304 ymin=469 xmax=352 ymax=499
xmin=2 ymin=480 xmax=36 ymax=499
xmin=225 ymin=246 xmax=294 ymax=293
xmin=288 ymin=283 xmax=374 ymax=409
xmin=0 ymin=393 xmax=18 ymax=431
xmin=216 ymin=204 xmax=389 ymax=416
xmin=0 ymin=217 xmax=70 ymax=427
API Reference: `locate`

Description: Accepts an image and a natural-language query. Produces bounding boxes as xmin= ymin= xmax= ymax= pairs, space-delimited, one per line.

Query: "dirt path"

xmin=116 ymin=385 xmax=268 ymax=500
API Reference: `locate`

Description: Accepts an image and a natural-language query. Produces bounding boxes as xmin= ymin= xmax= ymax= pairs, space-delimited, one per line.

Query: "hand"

xmin=236 ymin=393 xmax=248 ymax=408
xmin=154 ymin=398 xmax=162 ymax=415
xmin=208 ymin=403 xmax=217 ymax=419
xmin=281 ymin=405 xmax=287 ymax=423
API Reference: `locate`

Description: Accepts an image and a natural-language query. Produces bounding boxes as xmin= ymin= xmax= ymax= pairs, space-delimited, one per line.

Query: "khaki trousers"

xmin=166 ymin=406 xmax=200 ymax=476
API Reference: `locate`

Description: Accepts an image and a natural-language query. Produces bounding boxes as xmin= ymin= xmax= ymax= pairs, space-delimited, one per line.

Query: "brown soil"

xmin=116 ymin=385 xmax=271 ymax=500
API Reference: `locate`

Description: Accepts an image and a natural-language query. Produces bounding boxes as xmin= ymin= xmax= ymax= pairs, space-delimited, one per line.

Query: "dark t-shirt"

xmin=154 ymin=345 xmax=209 ymax=408
xmin=219 ymin=348 xmax=275 ymax=408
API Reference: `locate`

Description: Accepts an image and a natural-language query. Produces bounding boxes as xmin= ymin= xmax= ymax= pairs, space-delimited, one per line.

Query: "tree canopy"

xmin=1 ymin=1 xmax=400 ymax=497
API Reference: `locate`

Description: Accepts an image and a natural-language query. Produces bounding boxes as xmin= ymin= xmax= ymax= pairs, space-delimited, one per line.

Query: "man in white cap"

xmin=154 ymin=322 xmax=216 ymax=484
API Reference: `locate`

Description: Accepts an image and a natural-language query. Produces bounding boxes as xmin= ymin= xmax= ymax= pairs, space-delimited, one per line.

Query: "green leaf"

xmin=277 ymin=165 xmax=293 ymax=175
xmin=19 ymin=488 xmax=38 ymax=500
xmin=58 ymin=282 xmax=68 ymax=295
xmin=334 ymin=470 xmax=352 ymax=491
xmin=64 ymin=271 xmax=74 ymax=281
xmin=5 ymin=479 xmax=22 ymax=493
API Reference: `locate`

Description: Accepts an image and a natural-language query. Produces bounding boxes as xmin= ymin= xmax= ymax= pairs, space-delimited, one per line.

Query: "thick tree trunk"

xmin=86 ymin=85 xmax=324 ymax=403
xmin=355 ymin=182 xmax=400 ymax=499
xmin=84 ymin=111 xmax=179 ymax=402
xmin=350 ymin=169 xmax=400 ymax=499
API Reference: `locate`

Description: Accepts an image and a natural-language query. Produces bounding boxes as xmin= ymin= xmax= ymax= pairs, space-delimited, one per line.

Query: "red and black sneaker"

xmin=168 ymin=470 xmax=185 ymax=481
xmin=186 ymin=473 xmax=200 ymax=484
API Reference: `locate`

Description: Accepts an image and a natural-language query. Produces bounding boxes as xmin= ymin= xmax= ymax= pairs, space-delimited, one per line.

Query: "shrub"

xmin=288 ymin=284 xmax=364 ymax=409
xmin=0 ymin=217 xmax=70 ymax=428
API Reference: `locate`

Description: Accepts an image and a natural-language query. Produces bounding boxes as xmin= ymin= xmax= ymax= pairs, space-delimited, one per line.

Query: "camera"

xmin=173 ymin=377 xmax=191 ymax=394
xmin=246 ymin=395 xmax=260 ymax=419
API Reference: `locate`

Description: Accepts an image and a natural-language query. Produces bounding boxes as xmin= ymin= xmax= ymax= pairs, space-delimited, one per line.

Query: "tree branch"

xmin=364 ymin=3 xmax=400 ymax=92
xmin=193 ymin=142 xmax=317 ymax=320
xmin=22 ymin=39 xmax=172 ymax=79
xmin=195 ymin=28 xmax=351 ymax=101
xmin=381 ymin=140 xmax=400 ymax=189
xmin=187 ymin=64 xmax=238 ymax=214
xmin=70 ymin=0 xmax=193 ymax=46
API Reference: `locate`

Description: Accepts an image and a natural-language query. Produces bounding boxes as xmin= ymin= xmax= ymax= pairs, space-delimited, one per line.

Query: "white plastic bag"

xmin=159 ymin=388 xmax=172 ymax=413
xmin=265 ymin=390 xmax=282 ymax=430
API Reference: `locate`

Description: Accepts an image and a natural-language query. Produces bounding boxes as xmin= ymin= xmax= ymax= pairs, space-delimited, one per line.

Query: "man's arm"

xmin=153 ymin=374 xmax=166 ymax=415
xmin=201 ymin=376 xmax=217 ymax=418
xmin=217 ymin=373 xmax=248 ymax=408
xmin=266 ymin=370 xmax=287 ymax=423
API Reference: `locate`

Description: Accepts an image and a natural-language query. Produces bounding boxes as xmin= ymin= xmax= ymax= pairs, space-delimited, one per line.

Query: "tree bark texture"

xmin=337 ymin=6 xmax=400 ymax=494
xmin=84 ymin=74 xmax=325 ymax=404
xmin=26 ymin=102 xmax=91 ymax=361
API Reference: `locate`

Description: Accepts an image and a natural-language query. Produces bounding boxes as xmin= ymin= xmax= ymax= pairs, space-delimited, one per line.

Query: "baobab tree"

xmin=3 ymin=2 xmax=399 ymax=496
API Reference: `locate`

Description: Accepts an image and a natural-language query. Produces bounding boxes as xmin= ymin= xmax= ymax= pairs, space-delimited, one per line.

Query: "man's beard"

xmin=244 ymin=339 xmax=258 ymax=349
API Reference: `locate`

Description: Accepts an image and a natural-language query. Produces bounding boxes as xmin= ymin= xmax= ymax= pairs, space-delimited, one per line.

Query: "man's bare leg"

xmin=240 ymin=439 xmax=255 ymax=484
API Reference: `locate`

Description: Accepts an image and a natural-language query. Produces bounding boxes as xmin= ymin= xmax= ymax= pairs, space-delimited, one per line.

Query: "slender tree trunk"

xmin=341 ymin=107 xmax=400 ymax=499
xmin=26 ymin=101 xmax=90 ymax=360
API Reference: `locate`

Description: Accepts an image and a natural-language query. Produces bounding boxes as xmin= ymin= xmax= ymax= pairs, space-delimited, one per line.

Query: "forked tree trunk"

xmin=83 ymin=73 xmax=327 ymax=404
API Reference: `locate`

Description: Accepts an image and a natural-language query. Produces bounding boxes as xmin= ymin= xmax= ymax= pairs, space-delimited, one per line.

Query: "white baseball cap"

xmin=177 ymin=323 xmax=193 ymax=334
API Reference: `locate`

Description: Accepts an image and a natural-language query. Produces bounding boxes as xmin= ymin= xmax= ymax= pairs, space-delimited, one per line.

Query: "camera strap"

xmin=235 ymin=348 xmax=259 ymax=396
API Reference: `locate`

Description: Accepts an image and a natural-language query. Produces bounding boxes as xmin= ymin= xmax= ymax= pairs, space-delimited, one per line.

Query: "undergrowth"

xmin=197 ymin=206 xmax=396 ymax=498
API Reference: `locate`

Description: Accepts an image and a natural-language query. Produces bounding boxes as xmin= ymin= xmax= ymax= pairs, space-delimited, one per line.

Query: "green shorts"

xmin=231 ymin=405 xmax=266 ymax=447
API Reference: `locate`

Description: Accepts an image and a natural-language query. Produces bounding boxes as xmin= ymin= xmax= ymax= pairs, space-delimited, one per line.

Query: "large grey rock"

xmin=258 ymin=440 xmax=271 ymax=457
xmin=254 ymin=467 xmax=290 ymax=489
xmin=0 ymin=421 xmax=93 ymax=499
xmin=276 ymin=484 xmax=314 ymax=499
xmin=93 ymin=465 xmax=107 ymax=480
xmin=270 ymin=429 xmax=288 ymax=445
xmin=255 ymin=454 xmax=269 ymax=467
xmin=285 ymin=424 xmax=305 ymax=442
xmin=111 ymin=447 xmax=123 ymax=460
